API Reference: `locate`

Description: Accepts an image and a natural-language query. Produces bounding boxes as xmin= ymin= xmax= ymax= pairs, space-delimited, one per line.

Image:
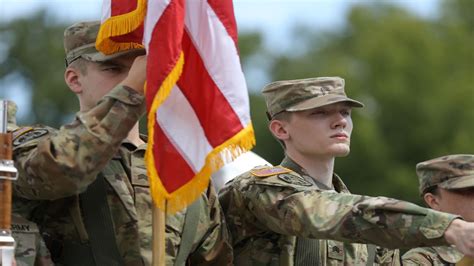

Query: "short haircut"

xmin=270 ymin=111 xmax=293 ymax=149
xmin=68 ymin=57 xmax=88 ymax=74
xmin=424 ymin=186 xmax=439 ymax=196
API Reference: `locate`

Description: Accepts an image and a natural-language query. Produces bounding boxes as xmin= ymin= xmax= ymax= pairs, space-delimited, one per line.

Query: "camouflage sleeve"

xmin=226 ymin=173 xmax=458 ymax=249
xmin=189 ymin=184 xmax=233 ymax=266
xmin=13 ymin=85 xmax=145 ymax=200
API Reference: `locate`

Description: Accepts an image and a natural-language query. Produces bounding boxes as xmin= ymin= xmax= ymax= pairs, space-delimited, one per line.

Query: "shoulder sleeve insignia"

xmin=251 ymin=166 xmax=291 ymax=178
xmin=13 ymin=128 xmax=48 ymax=146
xmin=12 ymin=127 xmax=33 ymax=140
xmin=278 ymin=173 xmax=313 ymax=187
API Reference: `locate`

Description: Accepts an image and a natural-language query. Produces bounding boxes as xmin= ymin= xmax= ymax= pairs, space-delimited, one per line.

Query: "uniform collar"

xmin=280 ymin=155 xmax=349 ymax=192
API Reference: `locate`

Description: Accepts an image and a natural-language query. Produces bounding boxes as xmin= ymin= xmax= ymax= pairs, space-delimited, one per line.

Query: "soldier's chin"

xmin=333 ymin=146 xmax=350 ymax=157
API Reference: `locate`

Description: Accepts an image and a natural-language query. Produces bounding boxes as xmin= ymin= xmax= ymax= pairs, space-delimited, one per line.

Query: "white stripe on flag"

xmin=156 ymin=86 xmax=213 ymax=173
xmin=184 ymin=0 xmax=250 ymax=127
xmin=100 ymin=0 xmax=111 ymax=23
xmin=144 ymin=0 xmax=171 ymax=50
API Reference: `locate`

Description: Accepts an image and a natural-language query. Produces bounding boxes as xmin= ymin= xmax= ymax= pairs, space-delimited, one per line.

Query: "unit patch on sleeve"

xmin=13 ymin=128 xmax=48 ymax=146
xmin=251 ymin=166 xmax=291 ymax=178
xmin=278 ymin=174 xmax=313 ymax=187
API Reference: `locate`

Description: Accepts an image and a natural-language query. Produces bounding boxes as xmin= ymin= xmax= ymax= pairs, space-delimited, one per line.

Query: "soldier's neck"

xmin=287 ymin=151 xmax=335 ymax=189
xmin=126 ymin=123 xmax=145 ymax=147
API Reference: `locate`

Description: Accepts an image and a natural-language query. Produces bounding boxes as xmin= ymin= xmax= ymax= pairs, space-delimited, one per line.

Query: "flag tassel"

xmin=96 ymin=0 xmax=147 ymax=54
xmin=149 ymin=124 xmax=256 ymax=214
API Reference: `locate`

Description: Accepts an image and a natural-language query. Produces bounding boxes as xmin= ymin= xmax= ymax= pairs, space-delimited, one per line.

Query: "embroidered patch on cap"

xmin=251 ymin=166 xmax=291 ymax=177
xmin=13 ymin=128 xmax=48 ymax=146
xmin=278 ymin=173 xmax=312 ymax=186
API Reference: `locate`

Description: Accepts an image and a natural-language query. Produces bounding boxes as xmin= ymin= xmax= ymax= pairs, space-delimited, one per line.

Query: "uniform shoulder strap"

xmin=174 ymin=197 xmax=203 ymax=266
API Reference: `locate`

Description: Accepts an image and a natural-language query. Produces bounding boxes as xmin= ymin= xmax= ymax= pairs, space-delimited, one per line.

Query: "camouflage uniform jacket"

xmin=402 ymin=246 xmax=464 ymax=265
xmin=219 ymin=156 xmax=458 ymax=266
xmin=12 ymin=214 xmax=54 ymax=266
xmin=11 ymin=85 xmax=232 ymax=265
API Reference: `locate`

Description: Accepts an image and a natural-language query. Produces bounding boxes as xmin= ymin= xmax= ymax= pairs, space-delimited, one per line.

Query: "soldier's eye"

xmin=311 ymin=110 xmax=326 ymax=116
xmin=341 ymin=110 xmax=351 ymax=116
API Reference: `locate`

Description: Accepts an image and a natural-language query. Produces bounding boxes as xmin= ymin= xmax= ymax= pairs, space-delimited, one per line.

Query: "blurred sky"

xmin=0 ymin=0 xmax=440 ymax=119
xmin=1 ymin=0 xmax=440 ymax=50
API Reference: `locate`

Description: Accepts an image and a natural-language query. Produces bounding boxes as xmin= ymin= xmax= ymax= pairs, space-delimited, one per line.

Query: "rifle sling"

xmin=80 ymin=174 xmax=124 ymax=266
xmin=174 ymin=197 xmax=202 ymax=266
xmin=366 ymin=244 xmax=376 ymax=266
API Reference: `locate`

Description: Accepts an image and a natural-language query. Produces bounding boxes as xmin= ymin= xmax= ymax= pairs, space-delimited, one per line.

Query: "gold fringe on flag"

xmin=149 ymin=123 xmax=255 ymax=214
xmin=146 ymin=52 xmax=185 ymax=211
xmin=96 ymin=0 xmax=147 ymax=55
xmin=145 ymin=50 xmax=256 ymax=214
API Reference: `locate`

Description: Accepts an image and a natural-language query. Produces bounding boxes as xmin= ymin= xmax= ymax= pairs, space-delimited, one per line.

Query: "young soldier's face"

xmin=435 ymin=187 xmax=474 ymax=222
xmin=79 ymin=54 xmax=137 ymax=110
xmin=285 ymin=102 xmax=353 ymax=159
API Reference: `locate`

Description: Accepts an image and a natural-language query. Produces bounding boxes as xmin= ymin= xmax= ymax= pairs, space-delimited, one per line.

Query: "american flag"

xmin=97 ymin=0 xmax=255 ymax=213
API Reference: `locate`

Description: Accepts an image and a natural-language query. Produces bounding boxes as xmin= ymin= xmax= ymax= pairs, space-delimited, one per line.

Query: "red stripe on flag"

xmin=207 ymin=0 xmax=238 ymax=48
xmin=111 ymin=0 xmax=137 ymax=15
xmin=153 ymin=123 xmax=195 ymax=193
xmin=177 ymin=32 xmax=244 ymax=147
xmin=146 ymin=0 xmax=185 ymax=110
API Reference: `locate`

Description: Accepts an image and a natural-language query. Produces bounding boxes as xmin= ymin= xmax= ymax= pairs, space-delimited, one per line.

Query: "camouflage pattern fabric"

xmin=63 ymin=21 xmax=145 ymax=66
xmin=416 ymin=154 xmax=474 ymax=194
xmin=11 ymin=214 xmax=54 ymax=266
xmin=6 ymin=100 xmax=18 ymax=131
xmin=11 ymin=85 xmax=232 ymax=265
xmin=261 ymin=77 xmax=363 ymax=117
xmin=402 ymin=246 xmax=464 ymax=265
xmin=219 ymin=156 xmax=459 ymax=265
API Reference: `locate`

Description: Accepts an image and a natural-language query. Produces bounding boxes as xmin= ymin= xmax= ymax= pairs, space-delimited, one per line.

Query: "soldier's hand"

xmin=444 ymin=219 xmax=474 ymax=256
xmin=121 ymin=55 xmax=147 ymax=95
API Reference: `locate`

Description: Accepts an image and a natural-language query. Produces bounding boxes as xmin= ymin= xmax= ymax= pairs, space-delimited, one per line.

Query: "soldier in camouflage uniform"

xmin=219 ymin=77 xmax=474 ymax=265
xmin=4 ymin=101 xmax=54 ymax=266
xmin=11 ymin=21 xmax=232 ymax=265
xmin=402 ymin=154 xmax=474 ymax=265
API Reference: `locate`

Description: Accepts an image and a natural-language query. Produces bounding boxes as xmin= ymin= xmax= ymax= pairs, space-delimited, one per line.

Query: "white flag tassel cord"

xmin=0 ymin=100 xmax=18 ymax=266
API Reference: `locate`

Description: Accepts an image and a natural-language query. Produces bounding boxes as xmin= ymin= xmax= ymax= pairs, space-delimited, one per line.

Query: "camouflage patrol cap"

xmin=64 ymin=21 xmax=145 ymax=66
xmin=417 ymin=154 xmax=474 ymax=194
xmin=262 ymin=77 xmax=364 ymax=118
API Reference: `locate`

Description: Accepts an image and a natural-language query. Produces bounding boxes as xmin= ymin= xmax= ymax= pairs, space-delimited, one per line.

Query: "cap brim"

xmin=286 ymin=94 xmax=364 ymax=112
xmin=82 ymin=48 xmax=146 ymax=62
xmin=438 ymin=174 xmax=474 ymax=190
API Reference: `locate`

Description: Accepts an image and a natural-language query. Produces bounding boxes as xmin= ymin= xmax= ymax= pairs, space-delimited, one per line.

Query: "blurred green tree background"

xmin=0 ymin=0 xmax=472 ymax=204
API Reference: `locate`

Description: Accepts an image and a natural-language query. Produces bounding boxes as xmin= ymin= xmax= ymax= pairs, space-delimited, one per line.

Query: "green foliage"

xmin=0 ymin=11 xmax=75 ymax=127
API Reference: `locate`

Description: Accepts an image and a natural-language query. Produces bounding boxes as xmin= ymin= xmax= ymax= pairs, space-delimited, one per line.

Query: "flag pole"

xmin=152 ymin=202 xmax=166 ymax=266
xmin=456 ymin=256 xmax=474 ymax=266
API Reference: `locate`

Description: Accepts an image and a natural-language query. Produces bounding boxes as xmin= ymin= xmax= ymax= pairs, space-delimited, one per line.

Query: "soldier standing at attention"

xmin=402 ymin=154 xmax=474 ymax=265
xmin=11 ymin=21 xmax=232 ymax=265
xmin=219 ymin=77 xmax=474 ymax=265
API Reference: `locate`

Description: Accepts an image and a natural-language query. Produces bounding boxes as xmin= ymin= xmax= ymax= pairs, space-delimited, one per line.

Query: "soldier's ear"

xmin=269 ymin=119 xmax=289 ymax=141
xmin=65 ymin=67 xmax=82 ymax=94
xmin=423 ymin=193 xmax=441 ymax=210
